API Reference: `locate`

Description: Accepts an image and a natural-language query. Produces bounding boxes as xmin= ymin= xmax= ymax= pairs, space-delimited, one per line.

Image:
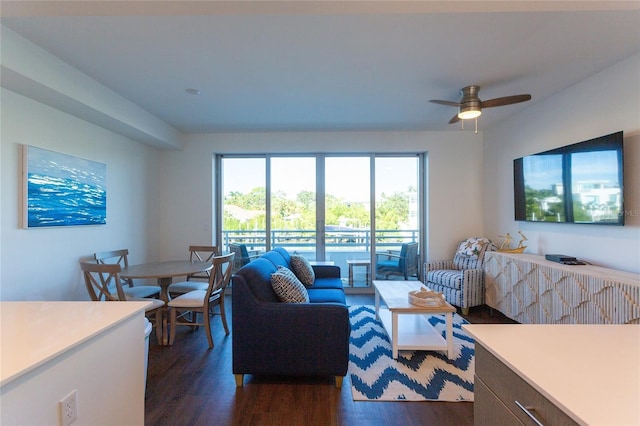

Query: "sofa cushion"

xmin=262 ymin=250 xmax=289 ymax=269
xmin=235 ymin=258 xmax=280 ymax=303
xmin=307 ymin=288 xmax=347 ymax=304
xmin=309 ymin=277 xmax=344 ymax=290
xmin=273 ymin=247 xmax=292 ymax=264
xmin=290 ymin=255 xmax=315 ymax=287
xmin=271 ymin=266 xmax=309 ymax=303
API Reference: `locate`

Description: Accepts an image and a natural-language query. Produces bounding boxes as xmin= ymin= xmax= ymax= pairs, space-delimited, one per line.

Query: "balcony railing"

xmin=222 ymin=228 xmax=418 ymax=253
xmin=223 ymin=228 xmax=419 ymax=287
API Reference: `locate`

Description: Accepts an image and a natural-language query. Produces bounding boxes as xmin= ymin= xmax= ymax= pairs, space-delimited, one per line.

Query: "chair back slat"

xmin=205 ymin=253 xmax=235 ymax=306
xmin=187 ymin=245 xmax=218 ymax=281
xmin=399 ymin=242 xmax=419 ymax=273
xmin=81 ymin=262 xmax=127 ymax=301
xmin=94 ymin=249 xmax=134 ymax=287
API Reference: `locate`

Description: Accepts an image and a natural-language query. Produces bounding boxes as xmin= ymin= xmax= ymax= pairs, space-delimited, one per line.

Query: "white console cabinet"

xmin=484 ymin=252 xmax=640 ymax=324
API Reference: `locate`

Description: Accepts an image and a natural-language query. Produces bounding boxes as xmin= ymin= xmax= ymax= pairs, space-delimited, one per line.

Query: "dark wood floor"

xmin=144 ymin=294 xmax=516 ymax=426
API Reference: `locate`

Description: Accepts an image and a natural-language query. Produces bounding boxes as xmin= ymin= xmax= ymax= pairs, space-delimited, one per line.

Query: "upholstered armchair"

xmin=423 ymin=237 xmax=495 ymax=315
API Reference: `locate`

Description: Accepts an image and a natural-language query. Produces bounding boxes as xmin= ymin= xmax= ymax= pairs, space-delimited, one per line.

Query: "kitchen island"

xmin=464 ymin=324 xmax=640 ymax=425
xmin=1 ymin=301 xmax=149 ymax=425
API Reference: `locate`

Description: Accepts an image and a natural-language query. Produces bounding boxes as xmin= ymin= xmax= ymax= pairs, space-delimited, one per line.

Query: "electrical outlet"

xmin=59 ymin=390 xmax=78 ymax=426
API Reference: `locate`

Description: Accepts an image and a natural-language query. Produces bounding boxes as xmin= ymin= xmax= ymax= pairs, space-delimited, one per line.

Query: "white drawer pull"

xmin=515 ymin=400 xmax=544 ymax=426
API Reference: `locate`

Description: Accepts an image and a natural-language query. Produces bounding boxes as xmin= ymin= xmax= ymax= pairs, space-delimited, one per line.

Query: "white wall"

xmin=483 ymin=53 xmax=640 ymax=273
xmin=0 ymin=89 xmax=159 ymax=300
xmin=155 ymin=130 xmax=485 ymax=263
xmin=1 ymin=25 xmax=181 ymax=150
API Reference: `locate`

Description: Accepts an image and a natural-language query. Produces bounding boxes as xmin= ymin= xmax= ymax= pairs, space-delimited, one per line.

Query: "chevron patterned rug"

xmin=348 ymin=305 xmax=475 ymax=401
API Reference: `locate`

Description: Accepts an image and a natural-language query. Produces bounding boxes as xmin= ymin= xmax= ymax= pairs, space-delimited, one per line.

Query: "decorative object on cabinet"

xmin=497 ymin=230 xmax=527 ymax=253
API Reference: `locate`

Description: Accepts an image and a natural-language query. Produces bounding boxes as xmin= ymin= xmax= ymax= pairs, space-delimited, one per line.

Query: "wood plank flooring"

xmin=144 ymin=294 xmax=516 ymax=425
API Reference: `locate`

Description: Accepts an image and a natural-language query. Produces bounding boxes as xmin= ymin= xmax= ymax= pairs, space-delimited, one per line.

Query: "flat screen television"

xmin=514 ymin=131 xmax=624 ymax=225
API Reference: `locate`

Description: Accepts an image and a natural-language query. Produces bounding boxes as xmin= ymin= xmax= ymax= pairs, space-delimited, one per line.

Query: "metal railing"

xmin=222 ymin=228 xmax=418 ymax=252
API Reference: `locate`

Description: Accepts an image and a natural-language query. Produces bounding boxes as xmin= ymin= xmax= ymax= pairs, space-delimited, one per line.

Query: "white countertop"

xmin=0 ymin=301 xmax=149 ymax=386
xmin=464 ymin=324 xmax=640 ymax=426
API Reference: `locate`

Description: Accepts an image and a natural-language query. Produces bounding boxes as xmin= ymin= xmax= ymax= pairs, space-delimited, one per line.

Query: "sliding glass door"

xmin=218 ymin=153 xmax=423 ymax=287
xmin=270 ymin=157 xmax=317 ymax=260
xmin=324 ymin=157 xmax=372 ymax=285
xmin=374 ymin=156 xmax=421 ymax=281
xmin=219 ymin=157 xmax=267 ymax=273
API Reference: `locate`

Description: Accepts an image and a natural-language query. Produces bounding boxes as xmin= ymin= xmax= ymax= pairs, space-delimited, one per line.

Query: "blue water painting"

xmin=27 ymin=146 xmax=106 ymax=227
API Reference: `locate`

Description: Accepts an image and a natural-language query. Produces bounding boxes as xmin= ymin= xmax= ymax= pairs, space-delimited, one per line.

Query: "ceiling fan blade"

xmin=481 ymin=94 xmax=532 ymax=108
xmin=430 ymin=99 xmax=460 ymax=107
xmin=449 ymin=114 xmax=461 ymax=124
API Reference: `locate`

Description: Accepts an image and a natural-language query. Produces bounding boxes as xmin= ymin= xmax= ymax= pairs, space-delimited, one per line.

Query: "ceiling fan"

xmin=430 ymin=85 xmax=531 ymax=129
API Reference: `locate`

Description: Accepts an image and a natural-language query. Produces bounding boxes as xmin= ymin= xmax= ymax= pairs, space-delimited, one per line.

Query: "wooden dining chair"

xmin=168 ymin=252 xmax=235 ymax=348
xmin=80 ymin=262 xmax=165 ymax=345
xmin=168 ymin=245 xmax=218 ymax=298
xmin=94 ymin=249 xmax=161 ymax=298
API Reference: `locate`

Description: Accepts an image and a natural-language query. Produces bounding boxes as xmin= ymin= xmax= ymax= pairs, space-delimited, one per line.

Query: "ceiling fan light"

xmin=458 ymin=108 xmax=481 ymax=120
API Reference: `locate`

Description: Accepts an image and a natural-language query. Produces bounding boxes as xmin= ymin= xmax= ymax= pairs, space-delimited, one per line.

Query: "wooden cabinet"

xmin=474 ymin=344 xmax=577 ymax=426
xmin=484 ymin=252 xmax=640 ymax=324
xmin=465 ymin=324 xmax=640 ymax=425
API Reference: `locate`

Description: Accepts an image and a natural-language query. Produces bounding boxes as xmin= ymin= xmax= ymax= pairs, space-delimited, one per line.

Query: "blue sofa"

xmin=232 ymin=247 xmax=350 ymax=388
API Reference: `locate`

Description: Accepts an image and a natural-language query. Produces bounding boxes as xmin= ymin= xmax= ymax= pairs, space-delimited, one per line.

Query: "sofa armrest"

xmin=425 ymin=260 xmax=455 ymax=271
xmin=312 ymin=265 xmax=341 ymax=279
xmin=232 ymin=274 xmax=350 ymax=377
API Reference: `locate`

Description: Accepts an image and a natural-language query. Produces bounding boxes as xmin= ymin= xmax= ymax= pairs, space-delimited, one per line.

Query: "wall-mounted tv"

xmin=514 ymin=131 xmax=624 ymax=225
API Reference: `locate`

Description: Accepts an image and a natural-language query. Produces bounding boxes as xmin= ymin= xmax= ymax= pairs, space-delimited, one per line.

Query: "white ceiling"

xmin=2 ymin=1 xmax=640 ymax=133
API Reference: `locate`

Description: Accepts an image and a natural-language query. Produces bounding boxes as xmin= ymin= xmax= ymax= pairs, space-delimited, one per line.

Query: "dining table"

xmin=120 ymin=260 xmax=213 ymax=345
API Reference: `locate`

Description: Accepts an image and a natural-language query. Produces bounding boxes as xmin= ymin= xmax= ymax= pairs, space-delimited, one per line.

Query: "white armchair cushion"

xmin=168 ymin=280 xmax=208 ymax=294
xmin=168 ymin=290 xmax=207 ymax=308
xmin=121 ymin=285 xmax=160 ymax=299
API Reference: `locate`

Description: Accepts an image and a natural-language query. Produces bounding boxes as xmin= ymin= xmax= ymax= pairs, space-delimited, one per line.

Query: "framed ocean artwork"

xmin=22 ymin=145 xmax=107 ymax=228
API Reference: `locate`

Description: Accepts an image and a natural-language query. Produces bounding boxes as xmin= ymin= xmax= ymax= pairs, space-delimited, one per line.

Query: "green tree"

xmin=376 ymin=192 xmax=409 ymax=230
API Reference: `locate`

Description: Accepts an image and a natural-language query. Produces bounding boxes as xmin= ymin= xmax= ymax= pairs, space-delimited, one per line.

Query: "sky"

xmin=223 ymin=156 xmax=418 ymax=203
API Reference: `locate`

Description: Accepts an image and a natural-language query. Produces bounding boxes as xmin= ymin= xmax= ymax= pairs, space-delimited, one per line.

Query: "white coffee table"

xmin=373 ymin=280 xmax=456 ymax=359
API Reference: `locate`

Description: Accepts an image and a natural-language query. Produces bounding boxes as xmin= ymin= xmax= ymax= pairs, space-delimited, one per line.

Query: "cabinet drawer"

xmin=476 ymin=344 xmax=578 ymax=426
xmin=474 ymin=375 xmax=524 ymax=426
